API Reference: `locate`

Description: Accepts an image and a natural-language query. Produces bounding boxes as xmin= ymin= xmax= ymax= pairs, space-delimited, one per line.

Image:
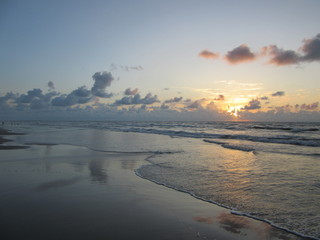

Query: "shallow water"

xmin=4 ymin=121 xmax=320 ymax=239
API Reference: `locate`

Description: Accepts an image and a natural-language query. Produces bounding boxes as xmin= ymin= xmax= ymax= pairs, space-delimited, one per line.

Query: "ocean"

xmin=4 ymin=121 xmax=320 ymax=239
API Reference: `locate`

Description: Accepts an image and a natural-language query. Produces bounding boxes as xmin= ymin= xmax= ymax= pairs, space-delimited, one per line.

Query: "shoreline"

xmin=135 ymin=166 xmax=318 ymax=240
xmin=0 ymin=126 xmax=315 ymax=240
xmin=0 ymin=127 xmax=29 ymax=150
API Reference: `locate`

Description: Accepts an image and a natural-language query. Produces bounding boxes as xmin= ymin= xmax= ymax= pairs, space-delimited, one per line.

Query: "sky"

xmin=1 ymin=0 xmax=320 ymax=121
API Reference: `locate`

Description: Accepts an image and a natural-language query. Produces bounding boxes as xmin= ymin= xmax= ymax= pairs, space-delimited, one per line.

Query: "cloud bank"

xmin=199 ymin=33 xmax=320 ymax=66
xmin=1 ymin=69 xmax=319 ymax=122
xmin=114 ymin=93 xmax=159 ymax=106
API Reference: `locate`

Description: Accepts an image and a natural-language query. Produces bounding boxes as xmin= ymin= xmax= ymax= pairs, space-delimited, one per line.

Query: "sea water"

xmin=5 ymin=121 xmax=320 ymax=239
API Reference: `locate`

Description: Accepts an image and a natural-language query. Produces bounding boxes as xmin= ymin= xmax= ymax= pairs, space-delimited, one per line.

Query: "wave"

xmin=102 ymin=127 xmax=320 ymax=147
xmin=24 ymin=141 xmax=182 ymax=155
xmin=203 ymin=139 xmax=320 ymax=156
xmin=203 ymin=139 xmax=256 ymax=152
xmin=252 ymin=126 xmax=319 ymax=132
xmin=135 ymin=164 xmax=320 ymax=240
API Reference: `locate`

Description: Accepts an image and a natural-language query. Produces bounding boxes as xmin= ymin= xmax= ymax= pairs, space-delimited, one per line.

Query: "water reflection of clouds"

xmin=44 ymin=145 xmax=52 ymax=172
xmin=214 ymin=213 xmax=297 ymax=239
xmin=88 ymin=159 xmax=108 ymax=184
xmin=120 ymin=159 xmax=137 ymax=170
xmin=216 ymin=212 xmax=250 ymax=234
xmin=193 ymin=216 xmax=213 ymax=224
xmin=35 ymin=177 xmax=84 ymax=191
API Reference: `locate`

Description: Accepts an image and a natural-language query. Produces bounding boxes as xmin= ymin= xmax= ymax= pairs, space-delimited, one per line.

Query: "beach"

xmin=0 ymin=124 xmax=312 ymax=240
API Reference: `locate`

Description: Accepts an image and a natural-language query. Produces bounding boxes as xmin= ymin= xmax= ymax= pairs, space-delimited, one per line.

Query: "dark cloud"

xmin=274 ymin=104 xmax=292 ymax=113
xmin=242 ymin=99 xmax=261 ymax=110
xmin=225 ymin=44 xmax=256 ymax=64
xmin=130 ymin=66 xmax=143 ymax=71
xmin=271 ymin=91 xmax=285 ymax=97
xmin=48 ymin=81 xmax=55 ymax=90
xmin=91 ymin=71 xmax=114 ymax=98
xmin=52 ymin=86 xmax=93 ymax=107
xmin=51 ymin=94 xmax=91 ymax=107
xmin=0 ymin=92 xmax=17 ymax=110
xmin=164 ymin=97 xmax=183 ymax=104
xmin=214 ymin=95 xmax=225 ymax=101
xmin=0 ymin=70 xmax=116 ymax=111
xmin=15 ymin=88 xmax=60 ymax=110
xmin=73 ymin=86 xmax=91 ymax=98
xmin=261 ymin=33 xmax=320 ymax=66
xmin=18 ymin=89 xmax=43 ymax=103
xmin=198 ymin=50 xmax=219 ymax=59
xmin=260 ymin=96 xmax=269 ymax=100
xmin=187 ymin=101 xmax=200 ymax=110
xmin=301 ymin=33 xmax=320 ymax=62
xmin=110 ymin=64 xmax=143 ymax=72
xmin=114 ymin=93 xmax=159 ymax=106
xmin=187 ymin=100 xmax=204 ymax=110
xmin=124 ymin=88 xmax=139 ymax=96
xmin=160 ymin=104 xmax=170 ymax=110
xmin=53 ymin=71 xmax=114 ymax=106
xmin=300 ymin=102 xmax=319 ymax=111
xmin=261 ymin=45 xmax=300 ymax=66
xmin=29 ymin=98 xmax=47 ymax=110
xmin=201 ymin=33 xmax=320 ymax=67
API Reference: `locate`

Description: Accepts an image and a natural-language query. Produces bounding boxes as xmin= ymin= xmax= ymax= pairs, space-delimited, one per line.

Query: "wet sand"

xmin=0 ymin=129 xmax=307 ymax=240
xmin=0 ymin=127 xmax=29 ymax=150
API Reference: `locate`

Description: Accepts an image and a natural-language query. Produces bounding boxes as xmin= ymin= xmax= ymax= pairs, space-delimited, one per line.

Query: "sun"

xmin=226 ymin=105 xmax=243 ymax=118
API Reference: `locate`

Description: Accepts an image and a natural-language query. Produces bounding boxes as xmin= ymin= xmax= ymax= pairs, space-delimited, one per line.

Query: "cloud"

xmin=124 ymin=88 xmax=139 ymax=96
xmin=0 ymin=70 xmax=152 ymax=112
xmin=187 ymin=100 xmax=203 ymax=110
xmin=242 ymin=99 xmax=261 ymax=110
xmin=202 ymin=33 xmax=320 ymax=66
xmin=130 ymin=66 xmax=143 ymax=71
xmin=238 ymin=108 xmax=320 ymax=122
xmin=271 ymin=91 xmax=285 ymax=97
xmin=114 ymin=93 xmax=159 ymax=106
xmin=261 ymin=45 xmax=300 ymax=66
xmin=18 ymin=89 xmax=43 ymax=103
xmin=301 ymin=33 xmax=320 ymax=62
xmin=164 ymin=97 xmax=183 ymax=104
xmin=198 ymin=50 xmax=219 ymax=59
xmin=48 ymin=81 xmax=55 ymax=90
xmin=300 ymin=102 xmax=319 ymax=111
xmin=261 ymin=33 xmax=320 ymax=66
xmin=91 ymin=71 xmax=114 ymax=98
xmin=73 ymin=86 xmax=91 ymax=97
xmin=14 ymin=88 xmax=60 ymax=110
xmin=186 ymin=98 xmax=211 ymax=110
xmin=225 ymin=44 xmax=256 ymax=64
xmin=160 ymin=103 xmax=170 ymax=110
xmin=214 ymin=95 xmax=225 ymax=101
xmin=51 ymin=94 xmax=91 ymax=107
xmin=260 ymin=96 xmax=269 ymax=100
xmin=0 ymin=92 xmax=18 ymax=110
xmin=52 ymin=71 xmax=115 ymax=107
xmin=110 ymin=64 xmax=143 ymax=72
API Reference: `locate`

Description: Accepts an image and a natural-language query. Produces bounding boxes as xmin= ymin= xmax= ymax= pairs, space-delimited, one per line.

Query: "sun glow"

xmin=226 ymin=105 xmax=243 ymax=118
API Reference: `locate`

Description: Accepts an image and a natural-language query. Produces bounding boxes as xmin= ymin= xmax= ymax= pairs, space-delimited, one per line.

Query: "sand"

xmin=0 ymin=128 xmax=307 ymax=240
xmin=0 ymin=127 xmax=29 ymax=150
